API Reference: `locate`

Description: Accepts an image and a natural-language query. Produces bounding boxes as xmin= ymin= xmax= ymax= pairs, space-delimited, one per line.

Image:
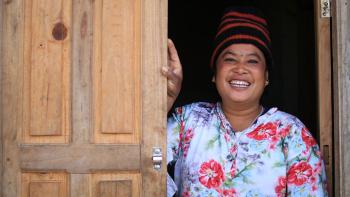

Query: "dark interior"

xmin=168 ymin=0 xmax=318 ymax=141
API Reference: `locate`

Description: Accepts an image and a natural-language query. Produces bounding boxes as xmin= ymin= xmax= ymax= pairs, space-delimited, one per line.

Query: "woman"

xmin=163 ymin=7 xmax=327 ymax=197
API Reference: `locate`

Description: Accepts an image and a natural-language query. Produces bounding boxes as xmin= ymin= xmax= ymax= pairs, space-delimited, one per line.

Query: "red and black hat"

xmin=211 ymin=7 xmax=273 ymax=70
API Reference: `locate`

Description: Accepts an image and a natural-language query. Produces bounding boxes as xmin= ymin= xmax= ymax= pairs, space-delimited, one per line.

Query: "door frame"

xmin=331 ymin=0 xmax=350 ymax=196
xmin=315 ymin=0 xmax=350 ymax=196
xmin=314 ymin=0 xmax=333 ymax=195
xmin=0 ymin=0 xmax=2 ymax=194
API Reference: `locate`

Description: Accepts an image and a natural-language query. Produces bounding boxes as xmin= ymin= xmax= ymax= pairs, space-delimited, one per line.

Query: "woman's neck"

xmin=221 ymin=102 xmax=263 ymax=132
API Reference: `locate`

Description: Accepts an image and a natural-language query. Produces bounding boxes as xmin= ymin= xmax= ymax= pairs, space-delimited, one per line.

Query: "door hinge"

xmin=152 ymin=147 xmax=163 ymax=170
xmin=321 ymin=0 xmax=331 ymax=18
xmin=323 ymin=145 xmax=330 ymax=165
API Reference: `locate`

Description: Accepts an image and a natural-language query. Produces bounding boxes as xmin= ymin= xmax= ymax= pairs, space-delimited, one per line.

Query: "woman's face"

xmin=215 ymin=43 xmax=268 ymax=108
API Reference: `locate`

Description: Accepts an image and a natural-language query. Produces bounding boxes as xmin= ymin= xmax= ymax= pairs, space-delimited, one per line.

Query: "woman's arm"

xmin=286 ymin=123 xmax=328 ymax=196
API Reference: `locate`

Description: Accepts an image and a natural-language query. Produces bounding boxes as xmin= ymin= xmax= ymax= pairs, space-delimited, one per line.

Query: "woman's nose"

xmin=233 ymin=63 xmax=248 ymax=74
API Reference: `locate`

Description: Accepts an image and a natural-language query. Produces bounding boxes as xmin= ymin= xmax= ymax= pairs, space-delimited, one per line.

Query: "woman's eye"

xmin=247 ymin=59 xmax=259 ymax=64
xmin=224 ymin=57 xmax=236 ymax=62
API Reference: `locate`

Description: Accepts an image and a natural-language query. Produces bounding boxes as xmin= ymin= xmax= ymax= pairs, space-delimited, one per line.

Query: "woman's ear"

xmin=265 ymin=71 xmax=269 ymax=86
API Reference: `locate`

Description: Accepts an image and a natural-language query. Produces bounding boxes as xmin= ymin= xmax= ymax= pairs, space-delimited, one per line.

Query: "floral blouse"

xmin=167 ymin=102 xmax=327 ymax=197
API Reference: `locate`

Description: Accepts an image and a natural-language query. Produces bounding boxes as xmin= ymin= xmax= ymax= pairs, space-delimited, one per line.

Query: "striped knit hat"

xmin=211 ymin=7 xmax=272 ymax=70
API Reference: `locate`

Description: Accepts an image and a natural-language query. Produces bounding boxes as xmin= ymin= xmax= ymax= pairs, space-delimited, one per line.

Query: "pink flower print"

xmin=224 ymin=133 xmax=230 ymax=142
xmin=279 ymin=124 xmax=292 ymax=138
xmin=287 ymin=161 xmax=313 ymax=186
xmin=223 ymin=189 xmax=237 ymax=196
xmin=198 ymin=159 xmax=225 ymax=189
xmin=229 ymin=145 xmax=238 ymax=155
xmin=275 ymin=176 xmax=286 ymax=197
xmin=230 ymin=161 xmax=237 ymax=177
xmin=301 ymin=127 xmax=317 ymax=150
xmin=180 ymin=129 xmax=194 ymax=158
xmin=247 ymin=122 xmax=277 ymax=140
xmin=182 ymin=190 xmax=190 ymax=197
xmin=310 ymin=175 xmax=317 ymax=184
xmin=269 ymin=143 xmax=277 ymax=150
xmin=313 ymin=161 xmax=323 ymax=174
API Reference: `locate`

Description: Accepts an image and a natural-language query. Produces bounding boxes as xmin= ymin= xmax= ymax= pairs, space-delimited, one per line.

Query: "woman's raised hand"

xmin=162 ymin=39 xmax=183 ymax=112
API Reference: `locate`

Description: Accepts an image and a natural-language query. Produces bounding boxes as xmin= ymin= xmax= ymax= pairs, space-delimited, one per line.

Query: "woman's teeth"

xmin=229 ymin=80 xmax=250 ymax=88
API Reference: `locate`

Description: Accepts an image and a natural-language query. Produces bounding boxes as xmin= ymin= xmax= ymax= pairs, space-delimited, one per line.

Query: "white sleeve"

xmin=167 ymin=115 xmax=180 ymax=196
xmin=167 ymin=173 xmax=177 ymax=197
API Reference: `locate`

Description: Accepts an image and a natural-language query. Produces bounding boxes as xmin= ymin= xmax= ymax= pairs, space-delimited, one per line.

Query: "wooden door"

xmin=314 ymin=0 xmax=333 ymax=195
xmin=0 ymin=0 xmax=167 ymax=196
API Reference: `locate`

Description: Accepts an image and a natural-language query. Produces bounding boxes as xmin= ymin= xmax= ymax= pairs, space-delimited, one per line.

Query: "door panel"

xmin=93 ymin=0 xmax=141 ymax=143
xmin=23 ymin=0 xmax=71 ymax=144
xmin=0 ymin=0 xmax=167 ymax=196
xmin=22 ymin=172 xmax=69 ymax=197
xmin=91 ymin=173 xmax=140 ymax=197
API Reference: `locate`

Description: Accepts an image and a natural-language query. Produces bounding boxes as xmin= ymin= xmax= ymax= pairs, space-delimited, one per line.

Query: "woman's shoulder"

xmin=175 ymin=102 xmax=216 ymax=114
xmin=171 ymin=102 xmax=216 ymax=122
xmin=265 ymin=107 xmax=306 ymax=129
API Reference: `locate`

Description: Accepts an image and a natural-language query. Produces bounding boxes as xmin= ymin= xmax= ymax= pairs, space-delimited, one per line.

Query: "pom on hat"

xmin=211 ymin=7 xmax=273 ymax=70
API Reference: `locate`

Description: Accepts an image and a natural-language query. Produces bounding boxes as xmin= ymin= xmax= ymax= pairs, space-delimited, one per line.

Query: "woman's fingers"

xmin=168 ymin=39 xmax=183 ymax=76
xmin=167 ymin=40 xmax=183 ymax=88
xmin=168 ymin=39 xmax=180 ymax=63
xmin=162 ymin=66 xmax=181 ymax=96
xmin=161 ymin=66 xmax=180 ymax=83
xmin=163 ymin=39 xmax=183 ymax=112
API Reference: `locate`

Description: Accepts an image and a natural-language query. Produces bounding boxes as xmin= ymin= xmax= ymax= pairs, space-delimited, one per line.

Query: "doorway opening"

xmin=168 ymin=0 xmax=318 ymax=141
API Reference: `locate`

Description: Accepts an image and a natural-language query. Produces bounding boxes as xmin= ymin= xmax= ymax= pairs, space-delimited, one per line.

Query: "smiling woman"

xmin=164 ymin=5 xmax=328 ymax=197
xmin=216 ymin=45 xmax=267 ymax=104
xmin=214 ymin=44 xmax=268 ymax=132
xmin=168 ymin=0 xmax=318 ymax=139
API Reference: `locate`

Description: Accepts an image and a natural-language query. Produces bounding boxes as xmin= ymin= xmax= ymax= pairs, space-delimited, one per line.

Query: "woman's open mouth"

xmin=229 ymin=80 xmax=251 ymax=88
